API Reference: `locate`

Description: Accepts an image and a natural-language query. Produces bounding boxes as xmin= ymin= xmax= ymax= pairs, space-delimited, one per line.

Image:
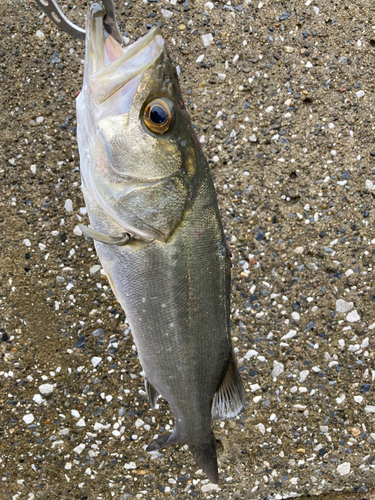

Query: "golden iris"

xmin=143 ymin=98 xmax=173 ymax=134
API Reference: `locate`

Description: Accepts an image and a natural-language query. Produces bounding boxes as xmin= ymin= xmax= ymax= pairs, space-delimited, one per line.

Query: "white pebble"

xmin=76 ymin=418 xmax=86 ymax=427
xmin=71 ymin=410 xmax=80 ymax=418
xmin=272 ymin=360 xmax=284 ymax=378
xmin=336 ymin=299 xmax=353 ymax=313
xmin=161 ymin=9 xmax=173 ymax=19
xmin=337 ymin=462 xmax=350 ymax=476
xmin=354 ymin=396 xmax=363 ymax=403
xmin=356 ymin=90 xmax=365 ymax=98
xmin=64 ymin=199 xmax=73 ymax=212
xmin=73 ymin=225 xmax=82 ymax=236
xmin=204 ymin=2 xmax=214 ymax=10
xmin=23 ymin=239 xmax=31 ymax=247
xmin=201 ymin=484 xmax=221 ymax=492
xmin=73 ymin=443 xmax=85 ymax=455
xmin=265 ymin=106 xmax=274 ymax=113
xmin=256 ymin=423 xmax=265 ymax=434
xmin=244 ymin=349 xmax=258 ymax=359
xmin=346 ymin=309 xmax=360 ymax=322
xmin=294 ymin=246 xmax=304 ymax=254
xmin=281 ymin=329 xmax=297 ymax=340
xmin=39 ymin=383 xmax=54 ymax=395
xmin=124 ymin=462 xmax=137 ymax=469
xmin=306 ymin=61 xmax=313 ymax=68
xmin=201 ymin=33 xmax=213 ymax=47
xmin=33 ymin=394 xmax=44 ymax=404
xmin=30 ymin=164 xmax=36 ymax=174
xmin=299 ymin=370 xmax=309 ymax=383
xmin=135 ymin=418 xmax=145 ymax=428
xmin=23 ymin=414 xmax=34 ymax=424
xmin=35 ymin=30 xmax=45 ymax=40
xmin=36 ymin=116 xmax=44 ymax=124
xmin=368 ymin=322 xmax=375 ymax=330
xmin=365 ymin=406 xmax=375 ymax=413
xmin=291 ymin=312 xmax=300 ymax=321
xmin=249 ymin=134 xmax=257 ymax=142
xmin=91 ymin=356 xmax=102 ymax=368
xmin=218 ymin=73 xmax=226 ymax=81
xmin=196 ymin=54 xmax=204 ymax=63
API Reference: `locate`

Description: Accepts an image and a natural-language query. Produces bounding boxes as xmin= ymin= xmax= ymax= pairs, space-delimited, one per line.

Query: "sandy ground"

xmin=0 ymin=0 xmax=374 ymax=499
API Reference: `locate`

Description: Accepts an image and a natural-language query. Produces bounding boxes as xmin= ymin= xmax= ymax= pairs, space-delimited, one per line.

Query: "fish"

xmin=40 ymin=0 xmax=245 ymax=484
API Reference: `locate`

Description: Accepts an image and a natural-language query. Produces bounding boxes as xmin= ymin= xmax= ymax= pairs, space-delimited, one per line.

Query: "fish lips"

xmin=85 ymin=3 xmax=164 ymax=106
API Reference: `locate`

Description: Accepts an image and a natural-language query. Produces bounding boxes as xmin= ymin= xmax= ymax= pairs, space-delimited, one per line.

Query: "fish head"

xmin=77 ymin=4 xmax=200 ymax=241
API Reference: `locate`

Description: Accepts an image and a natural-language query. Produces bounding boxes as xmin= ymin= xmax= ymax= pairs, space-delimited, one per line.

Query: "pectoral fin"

xmin=145 ymin=378 xmax=159 ymax=408
xmin=212 ymin=350 xmax=245 ymax=420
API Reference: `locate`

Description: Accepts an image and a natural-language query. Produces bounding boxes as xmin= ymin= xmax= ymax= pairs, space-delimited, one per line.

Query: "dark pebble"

xmin=360 ymin=383 xmax=371 ymax=394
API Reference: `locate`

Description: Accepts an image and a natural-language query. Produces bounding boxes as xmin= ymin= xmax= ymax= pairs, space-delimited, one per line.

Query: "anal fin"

xmin=145 ymin=378 xmax=159 ymax=408
xmin=212 ymin=350 xmax=245 ymax=420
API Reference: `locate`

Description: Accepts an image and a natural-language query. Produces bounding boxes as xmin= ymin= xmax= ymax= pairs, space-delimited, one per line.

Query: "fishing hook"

xmin=34 ymin=0 xmax=123 ymax=45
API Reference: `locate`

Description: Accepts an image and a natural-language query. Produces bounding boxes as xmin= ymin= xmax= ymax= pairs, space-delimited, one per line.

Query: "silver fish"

xmin=36 ymin=0 xmax=245 ymax=483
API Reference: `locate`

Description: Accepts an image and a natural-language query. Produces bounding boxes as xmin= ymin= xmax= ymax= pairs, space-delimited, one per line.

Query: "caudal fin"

xmin=189 ymin=432 xmax=218 ymax=484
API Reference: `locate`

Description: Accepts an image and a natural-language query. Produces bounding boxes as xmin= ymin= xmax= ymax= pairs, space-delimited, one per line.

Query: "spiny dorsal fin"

xmin=212 ymin=350 xmax=245 ymax=420
xmin=145 ymin=378 xmax=159 ymax=408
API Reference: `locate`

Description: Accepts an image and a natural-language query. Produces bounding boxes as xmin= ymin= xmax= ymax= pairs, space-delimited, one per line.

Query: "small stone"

xmin=201 ymin=484 xmax=221 ymax=492
xmin=39 ymin=383 xmax=54 ymax=395
xmin=218 ymin=73 xmax=226 ymax=81
xmin=51 ymin=51 xmax=61 ymax=64
xmin=73 ymin=225 xmax=82 ymax=236
xmin=73 ymin=443 xmax=85 ymax=455
xmin=90 ymin=265 xmax=101 ymax=274
xmin=92 ymin=328 xmax=104 ymax=337
xmin=201 ymin=33 xmax=213 ymax=46
xmin=351 ymin=428 xmax=361 ymax=437
xmin=64 ymin=199 xmax=73 ymax=212
xmin=337 ymin=462 xmax=350 ymax=476
xmin=354 ymin=395 xmax=363 ymax=403
xmin=294 ymin=246 xmax=304 ymax=254
xmin=23 ymin=414 xmax=34 ymax=424
xmin=283 ymin=46 xmax=294 ymax=53
xmin=336 ymin=299 xmax=354 ymax=313
xmin=249 ymin=134 xmax=257 ymax=142
xmin=365 ymin=406 xmax=375 ymax=413
xmin=279 ymin=12 xmax=290 ymax=20
xmin=161 ymin=9 xmax=173 ymax=19
xmin=204 ymin=1 xmax=214 ymax=10
xmin=272 ymin=361 xmax=284 ymax=378
xmin=36 ymin=116 xmax=44 ymax=124
xmin=306 ymin=61 xmax=313 ymax=68
xmin=35 ymin=30 xmax=45 ymax=40
xmin=23 ymin=239 xmax=31 ymax=247
xmin=124 ymin=462 xmax=137 ymax=469
xmin=356 ymin=90 xmax=365 ymax=98
xmin=179 ymin=24 xmax=186 ymax=31
xmin=346 ymin=309 xmax=360 ymax=322
xmin=196 ymin=54 xmax=204 ymax=63
xmin=91 ymin=356 xmax=102 ymax=368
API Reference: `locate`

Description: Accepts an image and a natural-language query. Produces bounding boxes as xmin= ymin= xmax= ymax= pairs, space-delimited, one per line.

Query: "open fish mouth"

xmin=85 ymin=4 xmax=164 ymax=106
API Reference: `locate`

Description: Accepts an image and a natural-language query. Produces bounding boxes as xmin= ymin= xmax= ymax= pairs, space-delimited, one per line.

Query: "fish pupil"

xmin=150 ymin=105 xmax=167 ymax=125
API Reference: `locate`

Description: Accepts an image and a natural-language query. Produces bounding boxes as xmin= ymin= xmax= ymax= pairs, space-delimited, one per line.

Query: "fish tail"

xmin=189 ymin=432 xmax=218 ymax=484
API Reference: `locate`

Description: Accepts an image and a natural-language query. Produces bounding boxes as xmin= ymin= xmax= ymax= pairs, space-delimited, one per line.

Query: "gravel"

xmin=0 ymin=0 xmax=374 ymax=499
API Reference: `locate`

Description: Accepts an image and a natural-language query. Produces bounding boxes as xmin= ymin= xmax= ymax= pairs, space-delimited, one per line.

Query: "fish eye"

xmin=143 ymin=98 xmax=174 ymax=134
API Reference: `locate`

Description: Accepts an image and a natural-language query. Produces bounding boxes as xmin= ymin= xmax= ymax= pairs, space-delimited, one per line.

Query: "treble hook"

xmin=35 ymin=0 xmax=123 ymax=45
